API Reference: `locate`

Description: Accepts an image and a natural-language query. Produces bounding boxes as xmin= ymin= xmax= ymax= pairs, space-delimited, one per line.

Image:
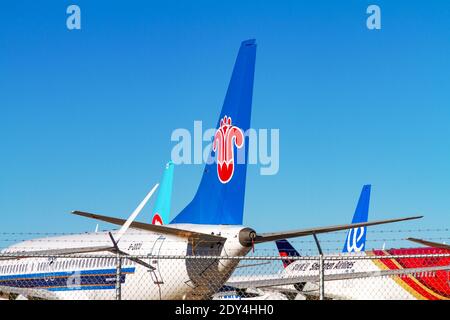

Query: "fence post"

xmin=319 ymin=254 xmax=324 ymax=300
xmin=115 ymin=252 xmax=122 ymax=300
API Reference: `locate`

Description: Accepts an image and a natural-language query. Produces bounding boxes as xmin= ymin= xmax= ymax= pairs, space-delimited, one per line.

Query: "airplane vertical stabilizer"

xmin=342 ymin=185 xmax=371 ymax=253
xmin=275 ymin=239 xmax=301 ymax=269
xmin=171 ymin=39 xmax=257 ymax=225
xmin=151 ymin=161 xmax=174 ymax=225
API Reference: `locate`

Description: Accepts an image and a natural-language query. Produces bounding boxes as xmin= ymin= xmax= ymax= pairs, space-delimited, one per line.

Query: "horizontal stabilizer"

xmin=72 ymin=211 xmax=225 ymax=243
xmin=407 ymin=238 xmax=450 ymax=250
xmin=255 ymin=216 xmax=422 ymax=243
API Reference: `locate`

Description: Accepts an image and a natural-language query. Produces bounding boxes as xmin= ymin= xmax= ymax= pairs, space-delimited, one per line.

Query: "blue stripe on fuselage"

xmin=0 ymin=267 xmax=135 ymax=291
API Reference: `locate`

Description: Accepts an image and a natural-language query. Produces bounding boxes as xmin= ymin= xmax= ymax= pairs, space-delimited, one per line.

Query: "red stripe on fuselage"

xmin=370 ymin=248 xmax=450 ymax=299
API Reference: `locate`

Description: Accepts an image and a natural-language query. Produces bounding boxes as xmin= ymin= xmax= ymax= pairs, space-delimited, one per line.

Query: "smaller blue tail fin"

xmin=275 ymin=239 xmax=301 ymax=268
xmin=151 ymin=161 xmax=174 ymax=225
xmin=342 ymin=184 xmax=371 ymax=253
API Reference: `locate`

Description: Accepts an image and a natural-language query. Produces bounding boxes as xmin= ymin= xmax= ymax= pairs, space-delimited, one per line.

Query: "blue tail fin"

xmin=151 ymin=161 xmax=174 ymax=225
xmin=276 ymin=240 xmax=301 ymax=268
xmin=342 ymin=184 xmax=371 ymax=253
xmin=171 ymin=39 xmax=257 ymax=225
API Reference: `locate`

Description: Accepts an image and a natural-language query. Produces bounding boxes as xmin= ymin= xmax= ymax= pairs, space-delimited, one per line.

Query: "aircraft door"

xmin=149 ymin=236 xmax=165 ymax=284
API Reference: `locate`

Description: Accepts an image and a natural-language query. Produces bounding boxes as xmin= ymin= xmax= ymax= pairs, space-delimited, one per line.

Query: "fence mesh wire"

xmin=0 ymin=250 xmax=449 ymax=300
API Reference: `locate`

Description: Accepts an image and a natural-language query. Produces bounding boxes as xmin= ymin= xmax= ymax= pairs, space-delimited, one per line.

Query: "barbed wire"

xmin=0 ymin=228 xmax=447 ymax=236
xmin=0 ymin=237 xmax=447 ymax=244
xmin=0 ymin=252 xmax=449 ymax=260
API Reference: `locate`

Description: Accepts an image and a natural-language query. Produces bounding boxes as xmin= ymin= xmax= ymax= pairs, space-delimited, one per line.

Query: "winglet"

xmin=407 ymin=238 xmax=450 ymax=250
xmin=115 ymin=183 xmax=159 ymax=242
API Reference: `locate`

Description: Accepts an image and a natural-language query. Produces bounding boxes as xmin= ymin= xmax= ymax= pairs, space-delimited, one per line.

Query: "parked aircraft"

xmin=226 ymin=186 xmax=450 ymax=300
xmin=0 ymin=40 xmax=422 ymax=300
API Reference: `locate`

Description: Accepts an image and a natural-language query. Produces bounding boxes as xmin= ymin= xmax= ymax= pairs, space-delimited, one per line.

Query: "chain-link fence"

xmin=0 ymin=251 xmax=449 ymax=300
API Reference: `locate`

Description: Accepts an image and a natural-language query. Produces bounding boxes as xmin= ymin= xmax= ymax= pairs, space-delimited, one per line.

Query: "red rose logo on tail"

xmin=213 ymin=116 xmax=244 ymax=184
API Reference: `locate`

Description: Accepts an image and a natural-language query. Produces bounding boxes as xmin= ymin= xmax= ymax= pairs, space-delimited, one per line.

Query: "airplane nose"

xmin=238 ymin=228 xmax=257 ymax=247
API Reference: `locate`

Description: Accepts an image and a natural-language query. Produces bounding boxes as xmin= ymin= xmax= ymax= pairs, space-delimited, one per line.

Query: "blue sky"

xmin=0 ymin=1 xmax=449 ymax=251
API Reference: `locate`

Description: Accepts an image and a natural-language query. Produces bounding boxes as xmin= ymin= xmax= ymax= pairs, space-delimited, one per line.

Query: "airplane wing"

xmin=73 ymin=211 xmax=421 ymax=246
xmin=0 ymin=285 xmax=59 ymax=300
xmin=225 ymin=264 xmax=450 ymax=289
xmin=407 ymin=238 xmax=450 ymax=250
xmin=72 ymin=211 xmax=226 ymax=243
xmin=254 ymin=216 xmax=422 ymax=243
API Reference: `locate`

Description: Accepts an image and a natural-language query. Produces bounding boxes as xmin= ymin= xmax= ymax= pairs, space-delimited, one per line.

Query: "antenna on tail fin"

xmin=171 ymin=39 xmax=257 ymax=225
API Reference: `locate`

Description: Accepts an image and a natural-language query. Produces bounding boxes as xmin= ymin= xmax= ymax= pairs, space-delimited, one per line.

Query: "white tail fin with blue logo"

xmin=275 ymin=184 xmax=372 ymax=264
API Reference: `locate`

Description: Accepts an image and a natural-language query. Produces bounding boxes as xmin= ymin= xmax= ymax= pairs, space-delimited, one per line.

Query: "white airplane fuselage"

xmin=275 ymin=253 xmax=417 ymax=300
xmin=0 ymin=224 xmax=252 ymax=300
